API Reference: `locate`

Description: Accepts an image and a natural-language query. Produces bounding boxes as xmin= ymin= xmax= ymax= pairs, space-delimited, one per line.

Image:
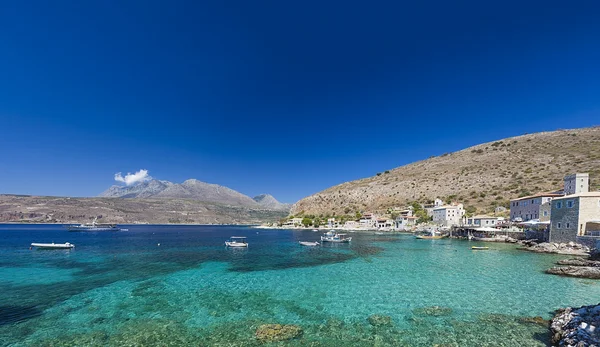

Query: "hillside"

xmin=291 ymin=127 xmax=600 ymax=216
xmin=0 ymin=195 xmax=287 ymax=225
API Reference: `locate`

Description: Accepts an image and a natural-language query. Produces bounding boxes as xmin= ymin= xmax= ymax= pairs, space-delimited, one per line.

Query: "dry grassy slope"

xmin=291 ymin=127 xmax=600 ymax=216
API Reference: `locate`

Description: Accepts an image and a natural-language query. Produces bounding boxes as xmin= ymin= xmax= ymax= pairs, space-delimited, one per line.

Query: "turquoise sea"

xmin=1 ymin=224 xmax=599 ymax=346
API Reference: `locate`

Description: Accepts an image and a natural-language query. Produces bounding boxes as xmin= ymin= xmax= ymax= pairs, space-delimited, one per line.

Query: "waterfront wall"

xmin=576 ymin=236 xmax=600 ymax=250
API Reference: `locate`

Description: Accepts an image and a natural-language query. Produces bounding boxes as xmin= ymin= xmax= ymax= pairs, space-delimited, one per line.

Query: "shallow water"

xmin=1 ymin=224 xmax=598 ymax=346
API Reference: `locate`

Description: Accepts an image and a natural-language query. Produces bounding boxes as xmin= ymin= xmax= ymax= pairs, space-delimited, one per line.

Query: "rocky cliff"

xmin=291 ymin=127 xmax=600 ymax=216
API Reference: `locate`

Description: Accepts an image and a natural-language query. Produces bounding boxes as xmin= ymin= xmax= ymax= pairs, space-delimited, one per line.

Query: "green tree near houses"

xmin=301 ymin=217 xmax=313 ymax=227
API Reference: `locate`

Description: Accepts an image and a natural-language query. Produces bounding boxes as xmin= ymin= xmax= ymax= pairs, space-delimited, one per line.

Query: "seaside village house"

xmin=432 ymin=203 xmax=465 ymax=227
xmin=282 ymin=217 xmax=304 ymax=228
xmin=424 ymin=199 xmax=444 ymax=217
xmin=549 ymin=173 xmax=600 ymax=243
xmin=359 ymin=213 xmax=377 ymax=229
xmin=463 ymin=215 xmax=504 ymax=228
xmin=395 ymin=208 xmax=418 ymax=230
xmin=510 ymin=192 xmax=563 ymax=222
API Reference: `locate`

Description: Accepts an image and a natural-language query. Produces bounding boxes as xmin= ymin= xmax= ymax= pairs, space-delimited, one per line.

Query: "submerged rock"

xmin=551 ymin=303 xmax=600 ymax=346
xmin=412 ymin=306 xmax=453 ymax=317
xmin=255 ymin=324 xmax=303 ymax=342
xmin=368 ymin=314 xmax=393 ymax=327
xmin=518 ymin=316 xmax=549 ymax=326
xmin=546 ymin=266 xmax=600 ymax=279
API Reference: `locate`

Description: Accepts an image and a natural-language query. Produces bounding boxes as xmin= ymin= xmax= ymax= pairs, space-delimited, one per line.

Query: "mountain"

xmin=253 ymin=194 xmax=291 ymax=211
xmin=99 ymin=178 xmax=285 ymax=210
xmin=291 ymin=127 xmax=600 ymax=216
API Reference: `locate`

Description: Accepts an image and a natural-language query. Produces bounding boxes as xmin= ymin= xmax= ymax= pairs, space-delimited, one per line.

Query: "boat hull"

xmin=66 ymin=226 xmax=120 ymax=232
xmin=320 ymin=238 xmax=352 ymax=243
xmin=472 ymin=246 xmax=489 ymax=250
xmin=31 ymin=243 xmax=74 ymax=249
xmin=299 ymin=241 xmax=319 ymax=246
xmin=225 ymin=242 xmax=248 ymax=247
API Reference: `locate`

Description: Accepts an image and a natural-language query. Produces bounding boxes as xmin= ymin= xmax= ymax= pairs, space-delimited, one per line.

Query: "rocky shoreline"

xmin=551 ymin=303 xmax=600 ymax=346
xmin=516 ymin=239 xmax=591 ymax=256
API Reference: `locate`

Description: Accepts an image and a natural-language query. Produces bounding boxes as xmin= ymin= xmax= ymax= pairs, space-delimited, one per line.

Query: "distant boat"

xmin=321 ymin=231 xmax=352 ymax=243
xmin=65 ymin=217 xmax=120 ymax=232
xmin=471 ymin=246 xmax=489 ymax=250
xmin=31 ymin=242 xmax=74 ymax=250
xmin=225 ymin=236 xmax=248 ymax=247
xmin=415 ymin=228 xmax=446 ymax=239
xmin=299 ymin=241 xmax=319 ymax=246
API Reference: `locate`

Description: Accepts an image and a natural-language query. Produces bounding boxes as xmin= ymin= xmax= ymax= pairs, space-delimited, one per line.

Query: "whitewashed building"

xmin=432 ymin=204 xmax=465 ymax=227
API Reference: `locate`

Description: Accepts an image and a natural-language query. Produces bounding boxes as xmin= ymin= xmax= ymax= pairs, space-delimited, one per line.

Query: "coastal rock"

xmin=521 ymin=242 xmax=590 ymax=256
xmin=368 ymin=314 xmax=393 ymax=327
xmin=546 ymin=266 xmax=600 ymax=279
xmin=412 ymin=306 xmax=453 ymax=317
xmin=255 ymin=324 xmax=302 ymax=342
xmin=557 ymin=259 xmax=600 ymax=267
xmin=551 ymin=303 xmax=600 ymax=346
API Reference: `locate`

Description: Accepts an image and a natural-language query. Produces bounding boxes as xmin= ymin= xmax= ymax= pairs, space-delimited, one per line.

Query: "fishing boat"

xmin=31 ymin=242 xmax=74 ymax=250
xmin=471 ymin=246 xmax=489 ymax=250
xmin=225 ymin=236 xmax=248 ymax=247
xmin=65 ymin=217 xmax=120 ymax=232
xmin=415 ymin=228 xmax=446 ymax=239
xmin=320 ymin=231 xmax=352 ymax=243
xmin=299 ymin=241 xmax=319 ymax=246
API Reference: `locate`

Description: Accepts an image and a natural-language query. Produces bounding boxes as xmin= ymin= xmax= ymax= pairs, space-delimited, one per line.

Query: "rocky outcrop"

xmin=367 ymin=314 xmax=393 ymax=327
xmin=255 ymin=324 xmax=302 ymax=342
xmin=546 ymin=266 xmax=600 ymax=279
xmin=291 ymin=126 xmax=600 ymax=216
xmin=557 ymin=259 xmax=600 ymax=267
xmin=519 ymin=242 xmax=590 ymax=256
xmin=551 ymin=303 xmax=600 ymax=346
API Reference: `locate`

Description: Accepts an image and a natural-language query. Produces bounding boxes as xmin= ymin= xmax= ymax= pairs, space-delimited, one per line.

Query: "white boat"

xmin=31 ymin=242 xmax=74 ymax=249
xmin=299 ymin=241 xmax=319 ymax=246
xmin=225 ymin=236 xmax=248 ymax=247
xmin=321 ymin=231 xmax=352 ymax=243
xmin=65 ymin=217 xmax=120 ymax=232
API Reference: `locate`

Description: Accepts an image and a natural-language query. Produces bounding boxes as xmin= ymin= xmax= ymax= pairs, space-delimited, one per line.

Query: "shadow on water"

xmin=0 ymin=305 xmax=43 ymax=326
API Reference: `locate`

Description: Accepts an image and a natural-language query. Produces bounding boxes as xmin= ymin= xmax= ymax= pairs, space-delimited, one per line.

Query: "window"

xmin=556 ymin=201 xmax=562 ymax=209
xmin=557 ymin=222 xmax=562 ymax=228
xmin=543 ymin=211 xmax=548 ymax=217
xmin=566 ymin=223 xmax=570 ymax=228
xmin=567 ymin=200 xmax=574 ymax=208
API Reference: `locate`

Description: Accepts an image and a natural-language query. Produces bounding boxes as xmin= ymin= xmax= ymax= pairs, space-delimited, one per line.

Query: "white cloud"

xmin=114 ymin=169 xmax=152 ymax=186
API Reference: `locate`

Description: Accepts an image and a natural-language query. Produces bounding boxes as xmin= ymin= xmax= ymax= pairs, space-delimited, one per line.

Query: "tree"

xmin=355 ymin=211 xmax=362 ymax=219
xmin=301 ymin=217 xmax=312 ymax=227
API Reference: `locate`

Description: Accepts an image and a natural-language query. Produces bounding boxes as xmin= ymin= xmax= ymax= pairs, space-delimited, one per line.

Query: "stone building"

xmin=510 ymin=193 xmax=563 ymax=222
xmin=432 ymin=204 xmax=464 ymax=227
xmin=549 ymin=191 xmax=600 ymax=243
xmin=563 ymin=173 xmax=589 ymax=195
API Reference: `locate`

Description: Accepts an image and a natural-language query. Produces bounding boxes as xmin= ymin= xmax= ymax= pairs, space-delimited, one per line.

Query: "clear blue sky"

xmin=1 ymin=1 xmax=599 ymax=203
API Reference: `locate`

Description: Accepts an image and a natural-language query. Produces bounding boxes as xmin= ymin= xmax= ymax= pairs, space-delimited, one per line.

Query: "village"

xmin=275 ymin=172 xmax=600 ymax=248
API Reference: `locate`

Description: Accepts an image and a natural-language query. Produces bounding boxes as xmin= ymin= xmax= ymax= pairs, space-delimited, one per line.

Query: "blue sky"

xmin=1 ymin=1 xmax=599 ymax=203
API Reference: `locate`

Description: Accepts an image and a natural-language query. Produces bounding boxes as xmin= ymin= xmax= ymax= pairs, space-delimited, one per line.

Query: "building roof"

xmin=510 ymin=192 xmax=563 ymax=201
xmin=553 ymin=191 xmax=600 ymax=200
xmin=433 ymin=204 xmax=462 ymax=210
xmin=470 ymin=215 xmax=498 ymax=219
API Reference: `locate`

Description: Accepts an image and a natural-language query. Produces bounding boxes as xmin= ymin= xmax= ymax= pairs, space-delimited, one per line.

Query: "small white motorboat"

xmin=225 ymin=236 xmax=248 ymax=247
xmin=31 ymin=242 xmax=75 ymax=250
xmin=299 ymin=241 xmax=319 ymax=246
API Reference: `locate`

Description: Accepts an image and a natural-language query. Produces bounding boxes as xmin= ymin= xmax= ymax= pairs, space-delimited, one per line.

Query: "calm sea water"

xmin=1 ymin=224 xmax=598 ymax=346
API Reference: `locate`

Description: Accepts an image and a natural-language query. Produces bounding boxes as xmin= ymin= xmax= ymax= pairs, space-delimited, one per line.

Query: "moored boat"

xmin=415 ymin=228 xmax=446 ymax=239
xmin=471 ymin=246 xmax=489 ymax=250
xmin=321 ymin=231 xmax=352 ymax=243
xmin=31 ymin=242 xmax=74 ymax=249
xmin=299 ymin=241 xmax=319 ymax=246
xmin=225 ymin=236 xmax=248 ymax=247
xmin=65 ymin=217 xmax=120 ymax=232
